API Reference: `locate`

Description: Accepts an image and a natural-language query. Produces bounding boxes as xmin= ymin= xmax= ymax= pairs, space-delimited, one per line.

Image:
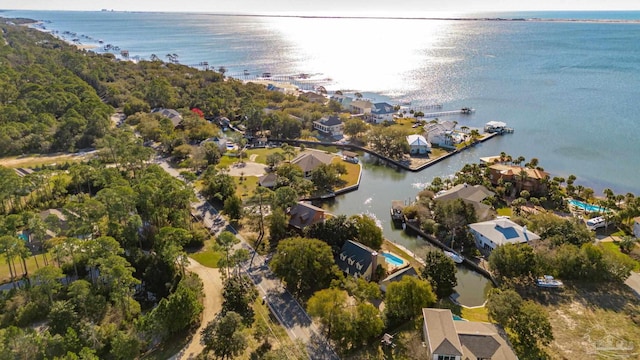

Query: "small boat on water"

xmin=444 ymin=251 xmax=464 ymax=264
xmin=536 ymin=275 xmax=564 ymax=288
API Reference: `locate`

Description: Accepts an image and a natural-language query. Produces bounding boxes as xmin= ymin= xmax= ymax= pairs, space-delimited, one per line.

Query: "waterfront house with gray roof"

xmin=336 ymin=240 xmax=380 ymax=281
xmin=349 ymin=100 xmax=373 ymax=115
xmin=468 ymin=218 xmax=540 ymax=252
xmin=290 ymin=151 xmax=334 ymax=178
xmin=313 ymin=115 xmax=344 ymax=138
xmin=435 ymin=183 xmax=496 ymax=221
xmin=426 ymin=120 xmax=458 ymax=148
xmin=371 ymin=102 xmax=396 ymax=123
xmin=423 ymin=308 xmax=518 ymax=360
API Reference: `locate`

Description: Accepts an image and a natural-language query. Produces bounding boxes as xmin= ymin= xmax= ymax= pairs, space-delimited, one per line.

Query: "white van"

xmin=586 ymin=216 xmax=607 ymax=231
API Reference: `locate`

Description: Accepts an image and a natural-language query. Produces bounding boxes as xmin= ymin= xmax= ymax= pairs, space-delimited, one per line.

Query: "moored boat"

xmin=444 ymin=250 xmax=464 ymax=264
xmin=536 ymin=275 xmax=563 ymax=288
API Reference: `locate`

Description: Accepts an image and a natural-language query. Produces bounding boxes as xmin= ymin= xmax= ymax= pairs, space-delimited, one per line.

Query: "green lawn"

xmin=332 ymin=158 xmax=361 ymax=188
xmin=235 ymin=176 xmax=259 ymax=202
xmin=190 ymin=251 xmax=223 ymax=268
xmin=245 ymin=148 xmax=284 ymax=164
xmin=599 ymin=241 xmax=640 ymax=271
xmin=217 ymin=155 xmax=238 ymax=169
xmin=0 ymin=253 xmax=50 ymax=284
xmin=497 ymin=207 xmax=513 ymax=217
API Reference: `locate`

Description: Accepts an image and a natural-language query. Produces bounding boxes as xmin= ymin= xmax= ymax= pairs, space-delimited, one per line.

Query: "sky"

xmin=0 ymin=0 xmax=638 ymax=16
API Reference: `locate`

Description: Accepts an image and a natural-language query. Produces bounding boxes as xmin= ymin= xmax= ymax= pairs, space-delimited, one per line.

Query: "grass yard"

xmin=332 ymin=157 xmax=361 ymax=188
xmin=496 ymin=207 xmax=513 ymax=217
xmin=0 ymin=253 xmax=50 ymax=284
xmin=189 ymin=251 xmax=223 ymax=268
xmin=217 ymin=155 xmax=238 ymax=169
xmin=245 ymin=148 xmax=285 ymax=164
xmin=534 ymin=282 xmax=640 ymax=359
xmin=599 ymin=241 xmax=640 ymax=271
xmin=235 ymin=175 xmax=259 ymax=202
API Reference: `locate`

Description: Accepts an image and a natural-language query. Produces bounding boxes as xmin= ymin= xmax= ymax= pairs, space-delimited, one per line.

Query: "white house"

xmin=468 ymin=218 xmax=540 ymax=252
xmin=330 ymin=94 xmax=353 ymax=110
xmin=634 ymin=217 xmax=640 ymax=238
xmin=406 ymin=134 xmax=430 ymax=155
xmin=426 ymin=120 xmax=458 ymax=148
xmin=371 ymin=102 xmax=396 ymax=123
xmin=313 ymin=115 xmax=344 ymax=138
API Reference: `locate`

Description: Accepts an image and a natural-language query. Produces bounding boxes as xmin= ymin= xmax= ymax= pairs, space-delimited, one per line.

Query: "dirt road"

xmin=172 ymin=258 xmax=223 ymax=360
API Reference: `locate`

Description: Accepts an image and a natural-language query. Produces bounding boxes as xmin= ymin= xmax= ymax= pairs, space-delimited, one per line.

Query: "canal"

xmin=321 ymin=141 xmax=510 ymax=306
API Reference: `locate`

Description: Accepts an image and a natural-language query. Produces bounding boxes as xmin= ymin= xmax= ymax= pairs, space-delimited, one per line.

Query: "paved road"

xmin=157 ymin=158 xmax=339 ymax=360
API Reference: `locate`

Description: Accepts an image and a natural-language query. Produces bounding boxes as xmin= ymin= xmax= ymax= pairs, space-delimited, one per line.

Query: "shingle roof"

xmin=379 ymin=266 xmax=418 ymax=292
xmin=288 ymin=202 xmax=325 ymax=229
xmin=336 ymin=240 xmax=377 ymax=278
xmin=469 ymin=218 xmax=540 ymax=246
xmin=151 ymin=108 xmax=183 ymax=127
xmin=489 ymin=164 xmax=549 ymax=180
xmin=317 ymin=115 xmax=343 ymax=127
xmin=455 ymin=321 xmax=518 ymax=360
xmin=258 ymin=173 xmax=278 ymax=188
xmin=372 ymin=102 xmax=396 ymax=115
xmin=291 ymin=151 xmax=334 ymax=173
xmin=422 ymin=309 xmax=464 ymax=357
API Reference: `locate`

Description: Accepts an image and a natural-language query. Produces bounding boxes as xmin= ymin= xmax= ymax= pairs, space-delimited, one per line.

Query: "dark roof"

xmin=372 ymin=102 xmax=396 ymax=115
xmin=458 ymin=334 xmax=501 ymax=359
xmin=336 ymin=240 xmax=377 ymax=278
xmin=151 ymin=108 xmax=183 ymax=127
xmin=318 ymin=115 xmax=342 ymax=126
xmin=379 ymin=266 xmax=418 ymax=292
xmin=288 ymin=202 xmax=325 ymax=229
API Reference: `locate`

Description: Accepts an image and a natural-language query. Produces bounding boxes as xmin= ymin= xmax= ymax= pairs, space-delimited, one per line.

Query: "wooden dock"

xmin=422 ymin=108 xmax=475 ymax=118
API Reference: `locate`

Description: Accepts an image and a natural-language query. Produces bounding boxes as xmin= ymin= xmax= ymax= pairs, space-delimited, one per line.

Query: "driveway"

xmin=625 ymin=272 xmax=640 ymax=300
xmin=227 ymin=161 xmax=267 ymax=177
xmin=171 ymin=258 xmax=223 ymax=360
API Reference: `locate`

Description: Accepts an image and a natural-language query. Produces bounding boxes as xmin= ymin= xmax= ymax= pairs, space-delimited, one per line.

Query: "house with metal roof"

xmin=468 ymin=218 xmax=540 ymax=252
xmin=406 ymin=134 xmax=431 ymax=155
xmin=336 ymin=240 xmax=380 ymax=281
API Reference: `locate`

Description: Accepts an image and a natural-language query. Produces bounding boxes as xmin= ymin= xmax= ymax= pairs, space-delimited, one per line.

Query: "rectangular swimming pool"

xmin=382 ymin=252 xmax=405 ymax=267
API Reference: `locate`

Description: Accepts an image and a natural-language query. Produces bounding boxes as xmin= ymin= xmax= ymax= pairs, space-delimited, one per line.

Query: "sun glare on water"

xmin=263 ymin=16 xmax=457 ymax=94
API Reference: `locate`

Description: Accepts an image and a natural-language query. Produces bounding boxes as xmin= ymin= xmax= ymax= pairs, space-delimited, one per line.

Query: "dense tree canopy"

xmin=269 ymin=237 xmax=340 ymax=297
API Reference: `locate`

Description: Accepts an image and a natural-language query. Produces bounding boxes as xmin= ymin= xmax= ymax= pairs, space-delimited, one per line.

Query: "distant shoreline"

xmin=3 ymin=11 xmax=640 ymax=25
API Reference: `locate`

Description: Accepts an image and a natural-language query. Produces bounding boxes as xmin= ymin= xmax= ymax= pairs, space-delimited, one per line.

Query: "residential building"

xmin=371 ymin=102 xmax=396 ymax=123
xmin=426 ymin=120 xmax=458 ymax=148
xmin=151 ymin=108 xmax=183 ymax=128
xmin=290 ymin=151 xmax=334 ymax=178
xmin=349 ymin=100 xmax=373 ymax=115
xmin=468 ymin=218 xmax=540 ymax=252
xmin=379 ymin=266 xmax=418 ymax=293
xmin=330 ymin=94 xmax=353 ymax=110
xmin=488 ymin=164 xmax=549 ymax=194
xmin=336 ymin=240 xmax=380 ymax=281
xmin=200 ymin=136 xmax=227 ymax=152
xmin=288 ymin=201 xmax=325 ymax=231
xmin=406 ymin=134 xmax=430 ymax=155
xmin=422 ymin=308 xmax=518 ymax=360
xmin=258 ymin=172 xmax=277 ymax=189
xmin=634 ymin=217 xmax=640 ymax=238
xmin=434 ymin=184 xmax=496 ymax=221
xmin=313 ymin=115 xmax=344 ymax=138
xmin=299 ymin=91 xmax=328 ymax=104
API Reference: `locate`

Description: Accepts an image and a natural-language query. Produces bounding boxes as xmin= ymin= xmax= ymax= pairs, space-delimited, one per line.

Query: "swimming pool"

xmin=382 ymin=252 xmax=405 ymax=267
xmin=568 ymin=199 xmax=609 ymax=213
